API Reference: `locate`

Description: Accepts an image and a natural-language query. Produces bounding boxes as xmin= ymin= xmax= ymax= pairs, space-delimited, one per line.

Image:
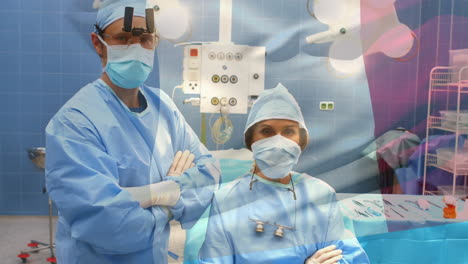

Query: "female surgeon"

xmin=199 ymin=84 xmax=369 ymax=263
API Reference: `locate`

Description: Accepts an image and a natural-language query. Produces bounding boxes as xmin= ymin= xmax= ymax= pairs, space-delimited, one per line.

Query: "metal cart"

xmin=17 ymin=148 xmax=56 ymax=264
xmin=422 ymin=66 xmax=468 ymax=197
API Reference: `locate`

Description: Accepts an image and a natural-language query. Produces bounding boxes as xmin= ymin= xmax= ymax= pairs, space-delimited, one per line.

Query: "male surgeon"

xmin=45 ymin=0 xmax=220 ymax=263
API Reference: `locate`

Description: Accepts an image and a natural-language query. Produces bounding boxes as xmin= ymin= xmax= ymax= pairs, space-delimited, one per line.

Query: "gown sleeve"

xmin=46 ymin=109 xmax=166 ymax=255
xmin=198 ymin=196 xmax=235 ymax=264
xmin=320 ymin=192 xmax=370 ymax=263
xmin=164 ymin=95 xmax=221 ymax=229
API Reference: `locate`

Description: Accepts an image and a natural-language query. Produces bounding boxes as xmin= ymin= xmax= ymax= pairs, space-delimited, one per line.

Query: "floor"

xmin=0 ymin=216 xmax=186 ymax=264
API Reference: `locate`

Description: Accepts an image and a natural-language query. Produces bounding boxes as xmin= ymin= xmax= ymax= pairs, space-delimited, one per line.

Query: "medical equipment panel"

xmin=182 ymin=43 xmax=265 ymax=114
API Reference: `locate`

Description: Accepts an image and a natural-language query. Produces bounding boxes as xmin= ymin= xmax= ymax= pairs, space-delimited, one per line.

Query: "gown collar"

xmin=95 ymin=79 xmax=151 ymax=117
xmin=252 ymin=172 xmax=302 ymax=189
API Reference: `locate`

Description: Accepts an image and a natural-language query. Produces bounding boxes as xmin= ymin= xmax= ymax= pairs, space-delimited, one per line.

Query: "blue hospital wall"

xmin=0 ymin=0 xmax=465 ymax=215
xmin=0 ymin=0 xmax=161 ymax=215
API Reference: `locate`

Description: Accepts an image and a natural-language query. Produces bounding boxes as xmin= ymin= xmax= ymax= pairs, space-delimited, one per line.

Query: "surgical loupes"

xmin=122 ymin=7 xmax=155 ymax=36
xmin=273 ymin=224 xmax=294 ymax=238
xmin=249 ymin=218 xmax=294 ymax=238
xmin=249 ymin=217 xmax=267 ymax=233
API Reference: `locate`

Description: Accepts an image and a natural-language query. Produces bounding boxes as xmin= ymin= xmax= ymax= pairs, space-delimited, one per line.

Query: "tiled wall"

xmin=0 ymin=0 xmax=160 ymax=215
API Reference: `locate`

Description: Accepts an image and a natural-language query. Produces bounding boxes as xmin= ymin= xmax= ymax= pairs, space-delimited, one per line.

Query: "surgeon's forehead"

xmin=256 ymin=119 xmax=299 ymax=128
xmin=103 ymin=16 xmax=146 ymax=33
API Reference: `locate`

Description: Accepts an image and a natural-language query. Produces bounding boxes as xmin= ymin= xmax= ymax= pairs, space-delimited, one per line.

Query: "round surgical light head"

xmin=379 ymin=24 xmax=414 ymax=59
xmin=329 ymin=55 xmax=364 ymax=75
xmin=150 ymin=0 xmax=190 ymax=41
xmin=328 ymin=33 xmax=364 ymax=74
xmin=313 ymin=0 xmax=347 ymax=25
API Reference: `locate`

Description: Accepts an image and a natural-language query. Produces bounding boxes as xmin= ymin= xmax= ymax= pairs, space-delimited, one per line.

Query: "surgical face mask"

xmin=251 ymin=134 xmax=301 ymax=179
xmin=98 ymin=35 xmax=154 ymax=89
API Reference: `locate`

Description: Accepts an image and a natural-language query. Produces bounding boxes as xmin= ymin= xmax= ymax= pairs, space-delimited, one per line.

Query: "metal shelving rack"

xmin=422 ymin=66 xmax=468 ymax=196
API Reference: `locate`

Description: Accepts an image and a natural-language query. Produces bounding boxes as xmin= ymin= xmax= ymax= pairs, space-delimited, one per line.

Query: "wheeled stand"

xmin=18 ymin=148 xmax=56 ymax=263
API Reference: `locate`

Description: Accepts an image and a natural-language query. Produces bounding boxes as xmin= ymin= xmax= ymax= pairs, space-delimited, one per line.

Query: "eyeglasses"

xmin=101 ymin=32 xmax=159 ymax=49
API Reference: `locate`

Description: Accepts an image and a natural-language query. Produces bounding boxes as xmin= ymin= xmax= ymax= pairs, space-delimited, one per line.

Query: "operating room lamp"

xmin=147 ymin=0 xmax=191 ymax=41
xmin=305 ymin=0 xmax=415 ymax=74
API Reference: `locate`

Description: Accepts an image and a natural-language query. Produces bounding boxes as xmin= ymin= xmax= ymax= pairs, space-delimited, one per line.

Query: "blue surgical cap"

xmin=96 ymin=0 xmax=147 ymax=31
xmin=244 ymin=83 xmax=308 ymax=135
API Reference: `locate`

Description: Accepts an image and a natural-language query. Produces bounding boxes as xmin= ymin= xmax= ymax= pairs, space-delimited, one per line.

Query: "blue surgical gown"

xmin=199 ymin=173 xmax=369 ymax=263
xmin=45 ymin=79 xmax=220 ymax=264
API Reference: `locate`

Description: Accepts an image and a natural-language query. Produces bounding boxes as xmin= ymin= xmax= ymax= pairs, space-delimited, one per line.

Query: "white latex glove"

xmin=306 ymin=245 xmax=343 ymax=264
xmin=167 ymin=150 xmax=195 ymax=176
xmin=123 ymin=180 xmax=181 ymax=208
